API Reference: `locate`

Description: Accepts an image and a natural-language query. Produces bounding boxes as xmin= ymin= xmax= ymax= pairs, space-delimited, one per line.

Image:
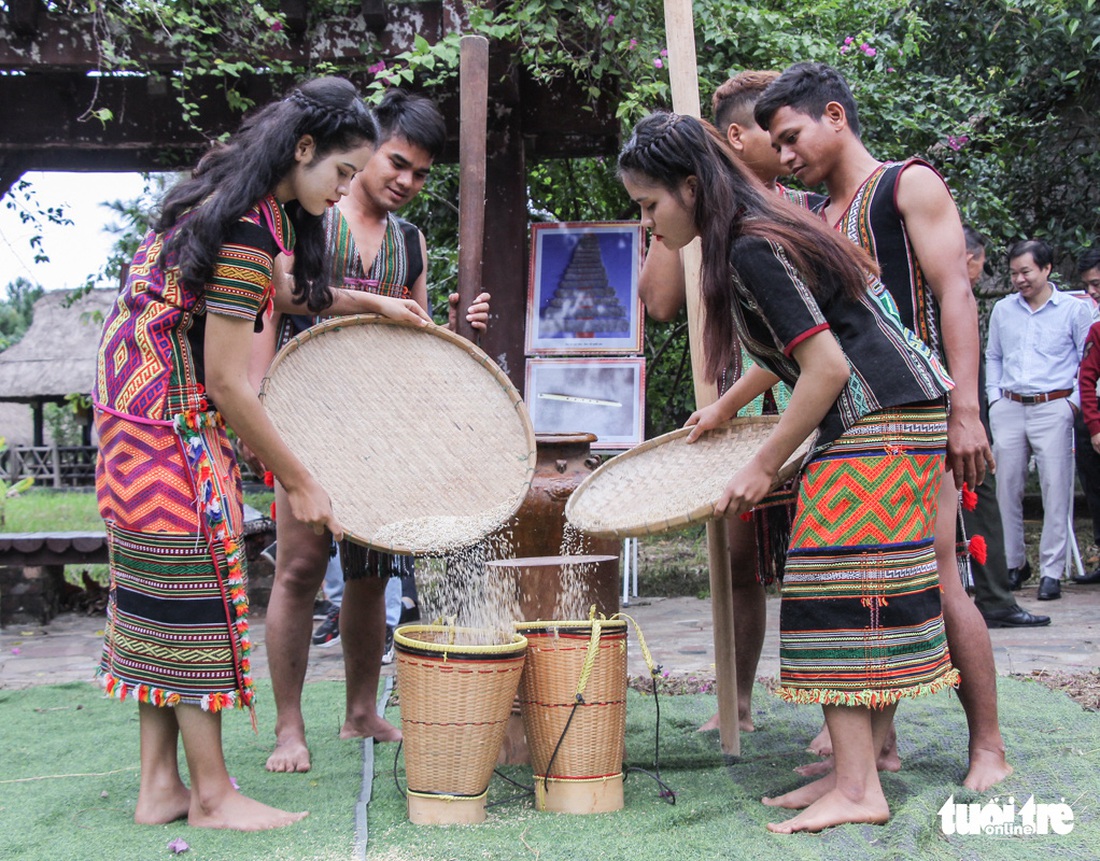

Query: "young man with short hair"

xmin=755 ymin=62 xmax=1009 ymax=792
xmin=262 ymin=90 xmax=490 ymax=773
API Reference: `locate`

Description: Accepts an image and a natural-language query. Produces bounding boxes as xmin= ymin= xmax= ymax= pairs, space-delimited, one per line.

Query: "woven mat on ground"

xmin=369 ymin=677 xmax=1099 ymax=861
xmin=2 ymin=677 xmax=1096 ymax=861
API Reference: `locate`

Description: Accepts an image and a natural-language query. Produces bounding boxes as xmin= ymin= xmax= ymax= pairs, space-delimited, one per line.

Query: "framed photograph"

xmin=525 ymin=221 xmax=645 ymax=355
xmin=525 ymin=357 xmax=646 ymax=449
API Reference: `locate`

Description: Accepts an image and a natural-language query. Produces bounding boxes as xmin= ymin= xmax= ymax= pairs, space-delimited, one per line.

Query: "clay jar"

xmin=494 ymin=432 xmax=619 ymax=559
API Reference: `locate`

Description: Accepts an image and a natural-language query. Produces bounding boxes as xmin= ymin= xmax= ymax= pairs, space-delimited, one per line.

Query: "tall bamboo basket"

xmin=515 ymin=618 xmax=628 ymax=814
xmin=395 ymin=625 xmax=528 ymax=825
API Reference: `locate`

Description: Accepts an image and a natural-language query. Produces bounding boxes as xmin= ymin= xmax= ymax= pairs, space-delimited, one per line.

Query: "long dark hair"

xmin=155 ymin=77 xmax=377 ymax=312
xmin=618 ymin=112 xmax=878 ymax=381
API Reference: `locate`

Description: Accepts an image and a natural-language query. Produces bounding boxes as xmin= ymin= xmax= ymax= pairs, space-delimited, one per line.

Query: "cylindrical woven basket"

xmin=259 ymin=316 xmax=537 ymax=555
xmin=564 ymin=415 xmax=811 ymax=539
xmin=395 ymin=624 xmax=528 ymax=825
xmin=515 ymin=619 xmax=628 ymax=814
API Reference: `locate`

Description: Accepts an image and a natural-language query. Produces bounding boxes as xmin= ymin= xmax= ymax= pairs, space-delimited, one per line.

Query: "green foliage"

xmin=79 ymin=0 xmax=299 ymax=131
xmin=32 ymin=0 xmax=1100 ymax=432
xmin=0 ymin=278 xmax=44 ymax=351
xmin=2 ymin=179 xmax=73 ymax=277
xmin=0 ymin=437 xmax=34 ymax=528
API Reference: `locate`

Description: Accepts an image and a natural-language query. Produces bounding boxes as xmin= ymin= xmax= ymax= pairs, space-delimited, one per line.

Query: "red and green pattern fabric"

xmin=777 ymin=403 xmax=960 ymax=707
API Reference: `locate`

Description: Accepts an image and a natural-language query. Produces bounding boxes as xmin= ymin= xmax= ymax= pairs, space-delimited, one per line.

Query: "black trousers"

xmin=1074 ymin=411 xmax=1100 ymax=547
xmin=963 ymin=467 xmax=1016 ymax=613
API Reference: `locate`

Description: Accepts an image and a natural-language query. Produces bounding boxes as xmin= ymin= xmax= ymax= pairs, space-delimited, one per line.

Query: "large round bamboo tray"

xmin=564 ymin=416 xmax=811 ymax=539
xmin=259 ymin=316 xmax=537 ymax=555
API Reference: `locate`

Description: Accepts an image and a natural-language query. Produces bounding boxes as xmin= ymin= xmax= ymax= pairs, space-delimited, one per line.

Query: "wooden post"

xmin=456 ymin=34 xmax=489 ymax=344
xmin=663 ymin=0 xmax=740 ymax=756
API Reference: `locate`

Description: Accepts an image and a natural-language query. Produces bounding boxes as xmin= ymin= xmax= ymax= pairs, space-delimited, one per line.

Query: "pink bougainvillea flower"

xmin=839 ymin=45 xmax=849 ymax=54
xmin=167 ymin=837 xmax=190 ymax=854
xmin=368 ymin=60 xmax=387 ymax=76
xmin=629 ymin=38 xmax=638 ymax=49
xmin=270 ymin=21 xmax=284 ymax=32
xmin=863 ymin=46 xmax=877 ymax=57
xmin=946 ymin=134 xmax=970 ymax=151
xmin=887 ymin=66 xmax=896 ymax=72
xmin=607 ymin=14 xmax=615 ymax=24
xmin=844 ymin=35 xmax=855 ymax=45
xmin=660 ymin=48 xmax=668 ymax=56
xmin=654 ymin=57 xmax=664 ymax=68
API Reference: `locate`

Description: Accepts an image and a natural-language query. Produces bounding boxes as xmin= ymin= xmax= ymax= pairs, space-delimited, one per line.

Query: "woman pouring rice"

xmin=618 ymin=112 xmax=959 ymax=834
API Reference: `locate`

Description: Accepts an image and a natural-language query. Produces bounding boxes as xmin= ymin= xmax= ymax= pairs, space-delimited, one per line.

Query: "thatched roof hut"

xmin=0 ymin=288 xmax=115 ymax=445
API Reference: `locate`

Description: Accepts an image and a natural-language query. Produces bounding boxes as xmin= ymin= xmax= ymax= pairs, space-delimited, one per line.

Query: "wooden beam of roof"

xmin=0 ymin=68 xmax=621 ymax=173
xmin=0 ymin=2 xmax=446 ymax=71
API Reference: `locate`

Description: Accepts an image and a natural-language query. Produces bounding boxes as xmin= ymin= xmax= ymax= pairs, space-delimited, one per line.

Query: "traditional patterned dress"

xmin=728 ymin=233 xmax=960 ymax=705
xmin=740 ymin=185 xmax=827 ymax=583
xmin=94 ymin=195 xmax=292 ymax=714
xmin=276 ymin=209 xmax=422 ymax=347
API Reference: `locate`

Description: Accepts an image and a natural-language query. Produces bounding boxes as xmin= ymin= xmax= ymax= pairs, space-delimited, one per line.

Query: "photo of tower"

xmin=538 ymin=233 xmax=631 ymax=338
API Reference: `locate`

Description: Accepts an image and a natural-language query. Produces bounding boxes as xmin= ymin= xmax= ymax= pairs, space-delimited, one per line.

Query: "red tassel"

xmin=961 ymin=482 xmax=978 ymax=511
xmin=969 ymin=534 xmax=988 ymax=565
xmin=270 ymin=501 xmax=276 ymax=520
xmin=738 ymin=511 xmax=752 ymax=522
xmin=263 ymin=470 xmax=275 ymax=488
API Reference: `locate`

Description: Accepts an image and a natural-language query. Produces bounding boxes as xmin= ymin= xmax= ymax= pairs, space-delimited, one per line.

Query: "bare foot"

xmin=763 ymin=772 xmax=836 ymax=809
xmin=134 ymin=783 xmax=191 ymax=825
xmin=766 ymin=787 xmax=889 ymax=834
xmin=807 ymin=724 xmax=832 ymax=756
xmin=340 ymin=714 xmax=402 ymax=742
xmin=696 ymin=709 xmax=755 ymax=733
xmin=795 ymin=726 xmax=900 ymax=777
xmin=265 ymin=734 xmax=311 ymax=773
xmin=963 ymin=746 xmax=1013 ymax=792
xmin=794 ymin=757 xmax=835 ymax=779
xmin=189 ymin=790 xmax=308 ymax=831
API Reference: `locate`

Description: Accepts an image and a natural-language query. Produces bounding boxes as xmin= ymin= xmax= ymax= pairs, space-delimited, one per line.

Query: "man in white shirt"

xmin=986 ymin=239 xmax=1094 ymax=600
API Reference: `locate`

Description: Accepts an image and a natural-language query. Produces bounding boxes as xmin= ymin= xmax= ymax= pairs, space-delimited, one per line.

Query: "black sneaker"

xmin=382 ymin=625 xmax=396 ymax=665
xmin=313 ymin=598 xmax=335 ymax=621
xmin=311 ymin=606 xmax=341 ymax=648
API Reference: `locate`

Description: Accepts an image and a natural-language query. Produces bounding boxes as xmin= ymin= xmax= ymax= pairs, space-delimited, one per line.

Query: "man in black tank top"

xmin=755 ymin=62 xmax=1012 ymax=794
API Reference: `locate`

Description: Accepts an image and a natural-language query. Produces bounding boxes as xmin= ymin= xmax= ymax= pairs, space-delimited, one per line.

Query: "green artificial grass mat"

xmin=367 ymin=677 xmax=1100 ymax=861
xmin=0 ymin=680 xmax=362 ymax=861
xmin=2 ymin=676 xmax=1097 ymax=861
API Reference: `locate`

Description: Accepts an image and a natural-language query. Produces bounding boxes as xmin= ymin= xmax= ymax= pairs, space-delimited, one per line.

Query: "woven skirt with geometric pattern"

xmin=776 ymin=402 xmax=959 ymax=708
xmin=94 ymin=409 xmax=254 ymax=712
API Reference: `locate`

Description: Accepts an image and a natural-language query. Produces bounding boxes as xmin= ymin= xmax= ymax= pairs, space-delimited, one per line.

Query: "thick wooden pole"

xmin=456 ymin=34 xmax=489 ymax=343
xmin=663 ymin=0 xmax=739 ymax=756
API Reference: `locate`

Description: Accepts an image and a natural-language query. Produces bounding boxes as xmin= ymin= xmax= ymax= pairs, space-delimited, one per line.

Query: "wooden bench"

xmin=0 ymin=531 xmax=108 ymax=625
xmin=0 ymin=509 xmax=275 ymax=626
